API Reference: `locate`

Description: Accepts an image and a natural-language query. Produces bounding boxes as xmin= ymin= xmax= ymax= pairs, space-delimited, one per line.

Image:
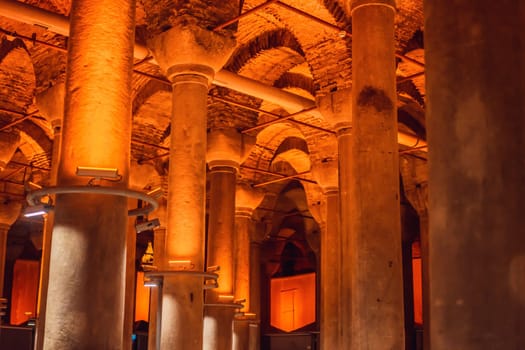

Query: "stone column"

xmin=43 ymin=0 xmax=135 ymax=348
xmin=425 ymin=2 xmax=525 ymax=349
xmin=311 ymin=160 xmax=341 ymax=350
xmin=148 ymin=225 xmax=166 ymax=350
xmin=349 ymin=0 xmax=405 ymax=348
xmin=147 ymin=26 xmax=235 ymax=350
xmin=204 ymin=129 xmax=248 ymax=350
xmin=400 ymin=157 xmax=428 ymax=349
xmin=0 ymin=198 xmax=21 ymax=296
xmin=232 ymin=182 xmax=264 ymax=350
xmin=34 ymin=82 xmax=64 ymax=350
xmin=317 ymin=88 xmax=352 ymax=348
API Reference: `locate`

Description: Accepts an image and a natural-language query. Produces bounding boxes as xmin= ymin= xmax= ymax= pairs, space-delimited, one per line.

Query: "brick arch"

xmin=131 ymin=80 xmax=172 ymax=163
xmin=226 ymin=28 xmax=305 ymax=73
xmin=0 ymin=37 xmax=35 ymax=113
xmin=132 ymin=79 xmax=171 ymax=115
xmin=319 ymin=0 xmax=352 ymax=32
xmin=0 ymin=37 xmax=51 ymax=166
xmin=274 ymin=72 xmax=315 ymax=96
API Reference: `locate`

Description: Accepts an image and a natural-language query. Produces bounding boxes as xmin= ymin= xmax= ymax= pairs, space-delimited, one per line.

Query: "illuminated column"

xmin=34 ymin=82 xmax=64 ymax=350
xmin=147 ymin=229 xmax=166 ymax=350
xmin=43 ymin=0 xmax=135 ymax=348
xmin=348 ymin=0 xmax=405 ymax=348
xmin=0 ymin=197 xmax=21 ymax=296
xmin=204 ymin=129 xmax=254 ymax=350
xmin=317 ymin=88 xmax=352 ymax=348
xmin=232 ymin=183 xmax=264 ymax=350
xmin=400 ymin=157 xmax=428 ymax=348
xmin=123 ymin=162 xmax=158 ymax=349
xmin=248 ymin=220 xmax=268 ymax=350
xmin=311 ymin=160 xmax=341 ymax=350
xmin=425 ymin=2 xmax=525 ymax=349
xmin=147 ymin=26 xmax=235 ymax=349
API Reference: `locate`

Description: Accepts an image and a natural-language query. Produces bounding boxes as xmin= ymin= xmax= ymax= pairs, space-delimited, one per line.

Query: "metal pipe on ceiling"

xmin=0 ymin=0 xmax=427 ymax=151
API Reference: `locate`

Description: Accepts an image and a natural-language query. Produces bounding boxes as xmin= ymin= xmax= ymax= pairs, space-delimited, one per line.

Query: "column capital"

xmin=311 ymin=159 xmax=339 ymax=193
xmin=148 ymin=23 xmax=236 ymax=83
xmin=350 ymin=0 xmax=396 ymax=12
xmin=207 ymin=129 xmax=255 ymax=171
xmin=316 ymin=88 xmax=352 ymax=132
xmin=235 ymin=182 xmax=265 ymax=216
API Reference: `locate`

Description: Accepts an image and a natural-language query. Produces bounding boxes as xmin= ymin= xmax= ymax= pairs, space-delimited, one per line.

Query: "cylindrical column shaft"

xmin=320 ymin=189 xmax=341 ymax=350
xmin=123 ymin=200 xmax=138 ymax=349
xmin=0 ymin=225 xmax=9 ymax=296
xmin=43 ymin=0 xmax=135 ymax=348
xmin=349 ymin=1 xmax=405 ymax=349
xmin=161 ymin=73 xmax=209 ymax=350
xmin=337 ymin=129 xmax=352 ymax=349
xmin=148 ymin=227 xmax=165 ymax=350
xmin=234 ymin=213 xmax=252 ymax=312
xmin=204 ymin=165 xmax=237 ymax=350
xmin=425 ymin=2 xmax=525 ymax=348
xmin=233 ymin=213 xmax=254 ymax=350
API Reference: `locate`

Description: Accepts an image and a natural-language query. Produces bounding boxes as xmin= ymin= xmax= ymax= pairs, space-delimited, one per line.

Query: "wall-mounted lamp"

xmin=76 ymin=166 xmax=119 ymax=179
xmin=135 ymin=218 xmax=160 ymax=233
xmin=23 ymin=204 xmax=52 ymax=217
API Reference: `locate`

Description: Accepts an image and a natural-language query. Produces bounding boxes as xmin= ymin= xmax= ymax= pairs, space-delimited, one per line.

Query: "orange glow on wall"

xmin=10 ymin=260 xmax=39 ymax=325
xmin=412 ymin=242 xmax=423 ymax=325
xmin=135 ymin=271 xmax=150 ymax=322
xmin=270 ymin=272 xmax=316 ymax=332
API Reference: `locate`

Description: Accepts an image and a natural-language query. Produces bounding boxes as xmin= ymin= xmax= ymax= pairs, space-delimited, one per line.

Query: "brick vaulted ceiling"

xmin=0 ymin=0 xmax=426 ymax=213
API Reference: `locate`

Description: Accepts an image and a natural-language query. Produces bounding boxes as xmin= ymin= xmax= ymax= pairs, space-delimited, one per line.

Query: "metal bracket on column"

xmin=26 ymin=185 xmax=159 ymax=216
xmin=144 ymin=270 xmax=219 ymax=290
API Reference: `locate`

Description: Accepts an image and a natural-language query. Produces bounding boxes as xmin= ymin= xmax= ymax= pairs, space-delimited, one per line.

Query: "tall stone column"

xmin=147 ymin=26 xmax=235 ymax=350
xmin=43 ymin=0 xmax=135 ymax=348
xmin=317 ymin=88 xmax=352 ymax=348
xmin=400 ymin=157 xmax=429 ymax=348
xmin=349 ymin=0 xmax=405 ymax=348
xmin=311 ymin=160 xmax=341 ymax=350
xmin=34 ymin=82 xmax=64 ymax=350
xmin=425 ymin=2 xmax=525 ymax=349
xmin=232 ymin=182 xmax=264 ymax=350
xmin=0 ymin=198 xmax=21 ymax=296
xmin=204 ymin=129 xmax=251 ymax=350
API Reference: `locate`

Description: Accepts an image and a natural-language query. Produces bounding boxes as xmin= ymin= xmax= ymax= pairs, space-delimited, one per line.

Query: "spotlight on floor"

xmin=135 ymin=218 xmax=160 ymax=233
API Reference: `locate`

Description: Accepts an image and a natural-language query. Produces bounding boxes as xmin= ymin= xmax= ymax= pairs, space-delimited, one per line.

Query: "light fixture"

xmin=146 ymin=187 xmax=163 ymax=198
xmin=135 ymin=218 xmax=160 ymax=233
xmin=206 ymin=265 xmax=220 ymax=273
xmin=23 ymin=204 xmax=52 ymax=217
xmin=76 ymin=166 xmax=119 ymax=179
xmin=168 ymin=259 xmax=194 ymax=270
xmin=144 ymin=277 xmax=162 ymax=288
xmin=218 ymin=295 xmax=235 ymax=302
xmin=27 ymin=181 xmax=42 ymax=190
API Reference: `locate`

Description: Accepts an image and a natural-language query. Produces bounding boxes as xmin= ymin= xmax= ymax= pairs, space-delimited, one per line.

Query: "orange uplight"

xmin=10 ymin=260 xmax=39 ymax=325
xmin=135 ymin=271 xmax=150 ymax=322
xmin=270 ymin=272 xmax=316 ymax=332
xmin=412 ymin=242 xmax=423 ymax=325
